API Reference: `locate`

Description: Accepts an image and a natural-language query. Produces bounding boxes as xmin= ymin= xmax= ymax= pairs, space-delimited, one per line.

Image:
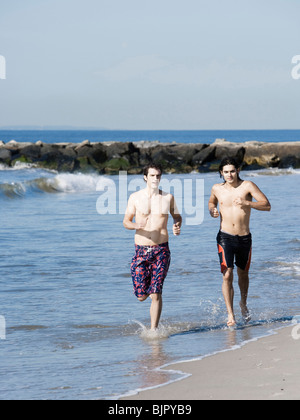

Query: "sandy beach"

xmin=123 ymin=325 xmax=300 ymax=400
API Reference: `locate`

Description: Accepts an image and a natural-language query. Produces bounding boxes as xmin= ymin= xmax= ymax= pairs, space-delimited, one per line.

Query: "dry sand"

xmin=123 ymin=325 xmax=300 ymax=400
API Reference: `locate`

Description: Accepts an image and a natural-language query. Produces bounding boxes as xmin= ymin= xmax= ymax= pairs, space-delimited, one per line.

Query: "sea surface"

xmin=0 ymin=131 xmax=299 ymax=400
xmin=0 ymin=129 xmax=300 ymax=144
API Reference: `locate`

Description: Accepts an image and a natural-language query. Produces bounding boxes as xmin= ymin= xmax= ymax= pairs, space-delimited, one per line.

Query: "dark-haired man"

xmin=209 ymin=158 xmax=271 ymax=327
xmin=123 ymin=164 xmax=182 ymax=330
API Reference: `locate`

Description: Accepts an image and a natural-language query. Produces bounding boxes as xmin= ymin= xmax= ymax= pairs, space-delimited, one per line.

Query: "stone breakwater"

xmin=0 ymin=138 xmax=299 ymax=174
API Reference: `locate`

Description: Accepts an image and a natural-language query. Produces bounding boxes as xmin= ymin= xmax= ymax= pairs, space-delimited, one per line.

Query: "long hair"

xmin=219 ymin=157 xmax=242 ymax=181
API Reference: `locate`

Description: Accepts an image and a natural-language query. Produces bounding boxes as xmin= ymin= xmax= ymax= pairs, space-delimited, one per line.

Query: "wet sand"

xmin=123 ymin=325 xmax=300 ymax=400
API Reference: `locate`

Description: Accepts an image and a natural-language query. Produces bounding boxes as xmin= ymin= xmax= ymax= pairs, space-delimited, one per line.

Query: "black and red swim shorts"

xmin=217 ymin=230 xmax=252 ymax=274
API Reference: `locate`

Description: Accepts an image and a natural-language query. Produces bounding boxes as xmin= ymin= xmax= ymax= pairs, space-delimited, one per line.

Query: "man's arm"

xmin=234 ymin=181 xmax=271 ymax=211
xmin=170 ymin=195 xmax=182 ymax=236
xmin=208 ymin=186 xmax=220 ymax=218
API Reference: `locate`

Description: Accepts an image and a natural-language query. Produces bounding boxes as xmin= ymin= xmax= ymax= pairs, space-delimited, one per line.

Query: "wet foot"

xmin=227 ymin=315 xmax=236 ymax=327
xmin=240 ymin=302 xmax=251 ymax=323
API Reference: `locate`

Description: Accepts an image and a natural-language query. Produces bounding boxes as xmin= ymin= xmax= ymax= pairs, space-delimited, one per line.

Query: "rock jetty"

xmin=0 ymin=138 xmax=299 ymax=174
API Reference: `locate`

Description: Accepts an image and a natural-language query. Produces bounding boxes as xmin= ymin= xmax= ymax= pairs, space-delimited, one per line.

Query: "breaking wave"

xmin=1 ymin=165 xmax=300 ymax=199
xmin=0 ymin=173 xmax=101 ymax=199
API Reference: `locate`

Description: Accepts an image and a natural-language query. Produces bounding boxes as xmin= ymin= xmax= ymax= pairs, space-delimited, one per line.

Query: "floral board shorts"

xmin=131 ymin=242 xmax=171 ymax=298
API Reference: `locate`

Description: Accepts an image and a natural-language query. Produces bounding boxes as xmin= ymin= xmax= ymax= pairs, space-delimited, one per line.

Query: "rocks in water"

xmin=0 ymin=138 xmax=299 ymax=173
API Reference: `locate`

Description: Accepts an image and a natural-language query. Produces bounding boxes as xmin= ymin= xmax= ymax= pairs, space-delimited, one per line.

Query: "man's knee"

xmin=237 ymin=268 xmax=249 ymax=281
xmin=137 ymin=295 xmax=149 ymax=302
xmin=149 ymin=293 xmax=162 ymax=302
xmin=223 ymin=268 xmax=234 ymax=282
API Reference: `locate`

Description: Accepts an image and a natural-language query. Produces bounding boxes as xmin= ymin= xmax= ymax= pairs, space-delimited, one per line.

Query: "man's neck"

xmin=146 ymin=186 xmax=160 ymax=197
xmin=224 ymin=179 xmax=243 ymax=189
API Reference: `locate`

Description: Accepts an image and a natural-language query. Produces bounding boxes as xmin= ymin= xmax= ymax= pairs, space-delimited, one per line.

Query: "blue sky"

xmin=0 ymin=0 xmax=299 ymax=129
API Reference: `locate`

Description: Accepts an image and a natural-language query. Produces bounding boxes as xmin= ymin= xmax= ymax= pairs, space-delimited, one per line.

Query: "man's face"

xmin=144 ymin=168 xmax=162 ymax=189
xmin=221 ymin=164 xmax=239 ymax=184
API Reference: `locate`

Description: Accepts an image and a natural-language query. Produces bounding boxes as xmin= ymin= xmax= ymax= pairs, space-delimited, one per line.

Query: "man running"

xmin=208 ymin=157 xmax=271 ymax=327
xmin=123 ymin=163 xmax=182 ymax=330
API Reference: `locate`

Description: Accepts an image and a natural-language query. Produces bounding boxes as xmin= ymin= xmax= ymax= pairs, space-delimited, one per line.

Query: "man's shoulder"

xmin=129 ymin=189 xmax=144 ymax=199
xmin=160 ymin=190 xmax=173 ymax=199
xmin=127 ymin=190 xmax=143 ymax=206
xmin=242 ymin=180 xmax=257 ymax=190
xmin=212 ymin=182 xmax=224 ymax=191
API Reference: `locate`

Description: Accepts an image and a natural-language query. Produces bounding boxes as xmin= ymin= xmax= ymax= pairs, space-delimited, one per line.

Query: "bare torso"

xmin=131 ymin=189 xmax=172 ymax=245
xmin=213 ymin=181 xmax=252 ymax=235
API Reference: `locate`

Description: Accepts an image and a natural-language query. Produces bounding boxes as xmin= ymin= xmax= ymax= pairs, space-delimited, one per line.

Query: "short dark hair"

xmin=219 ymin=157 xmax=241 ymax=180
xmin=143 ymin=163 xmax=163 ymax=177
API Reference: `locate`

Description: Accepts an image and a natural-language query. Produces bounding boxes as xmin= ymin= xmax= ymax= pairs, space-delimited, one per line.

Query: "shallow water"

xmin=0 ymin=165 xmax=299 ymax=399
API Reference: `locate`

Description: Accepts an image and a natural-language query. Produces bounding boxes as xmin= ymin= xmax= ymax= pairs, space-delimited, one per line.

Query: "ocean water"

xmin=0 ymin=129 xmax=300 ymax=144
xmin=0 ymin=158 xmax=299 ymax=399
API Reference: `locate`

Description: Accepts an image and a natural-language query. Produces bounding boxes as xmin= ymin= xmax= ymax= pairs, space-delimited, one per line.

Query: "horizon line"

xmin=1 ymin=127 xmax=300 ymax=132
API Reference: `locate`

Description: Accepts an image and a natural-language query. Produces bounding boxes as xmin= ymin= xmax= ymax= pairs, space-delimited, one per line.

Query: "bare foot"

xmin=227 ymin=315 xmax=236 ymax=327
xmin=240 ymin=302 xmax=251 ymax=323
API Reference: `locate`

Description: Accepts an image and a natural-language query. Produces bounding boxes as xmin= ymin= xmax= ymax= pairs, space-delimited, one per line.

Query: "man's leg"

xmin=222 ymin=268 xmax=236 ymax=326
xmin=148 ymin=245 xmax=170 ymax=330
xmin=137 ymin=295 xmax=149 ymax=302
xmin=149 ymin=293 xmax=163 ymax=330
xmin=237 ymin=267 xmax=251 ymax=322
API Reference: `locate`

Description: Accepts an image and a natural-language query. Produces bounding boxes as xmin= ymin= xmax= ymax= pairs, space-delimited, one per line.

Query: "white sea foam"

xmin=246 ymin=167 xmax=300 ymax=177
xmin=0 ymin=172 xmax=103 ymax=198
xmin=133 ymin=320 xmax=188 ymax=341
xmin=48 ymin=173 xmax=100 ymax=193
xmin=267 ymin=258 xmax=300 ymax=278
xmin=0 ymin=162 xmax=38 ymax=171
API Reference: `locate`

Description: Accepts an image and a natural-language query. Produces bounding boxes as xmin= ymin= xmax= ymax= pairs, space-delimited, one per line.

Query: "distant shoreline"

xmin=0 ymin=127 xmax=300 ymax=131
xmin=1 ymin=129 xmax=300 ymax=146
xmin=1 ymin=139 xmax=300 ymax=173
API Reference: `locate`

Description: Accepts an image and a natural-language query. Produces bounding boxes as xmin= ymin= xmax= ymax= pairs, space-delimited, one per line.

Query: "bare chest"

xmin=218 ymin=186 xmax=249 ymax=205
xmin=136 ymin=195 xmax=170 ymax=216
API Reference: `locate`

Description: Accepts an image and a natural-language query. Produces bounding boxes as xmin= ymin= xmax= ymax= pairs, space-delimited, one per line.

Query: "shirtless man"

xmin=209 ymin=157 xmax=271 ymax=327
xmin=123 ymin=163 xmax=182 ymax=330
